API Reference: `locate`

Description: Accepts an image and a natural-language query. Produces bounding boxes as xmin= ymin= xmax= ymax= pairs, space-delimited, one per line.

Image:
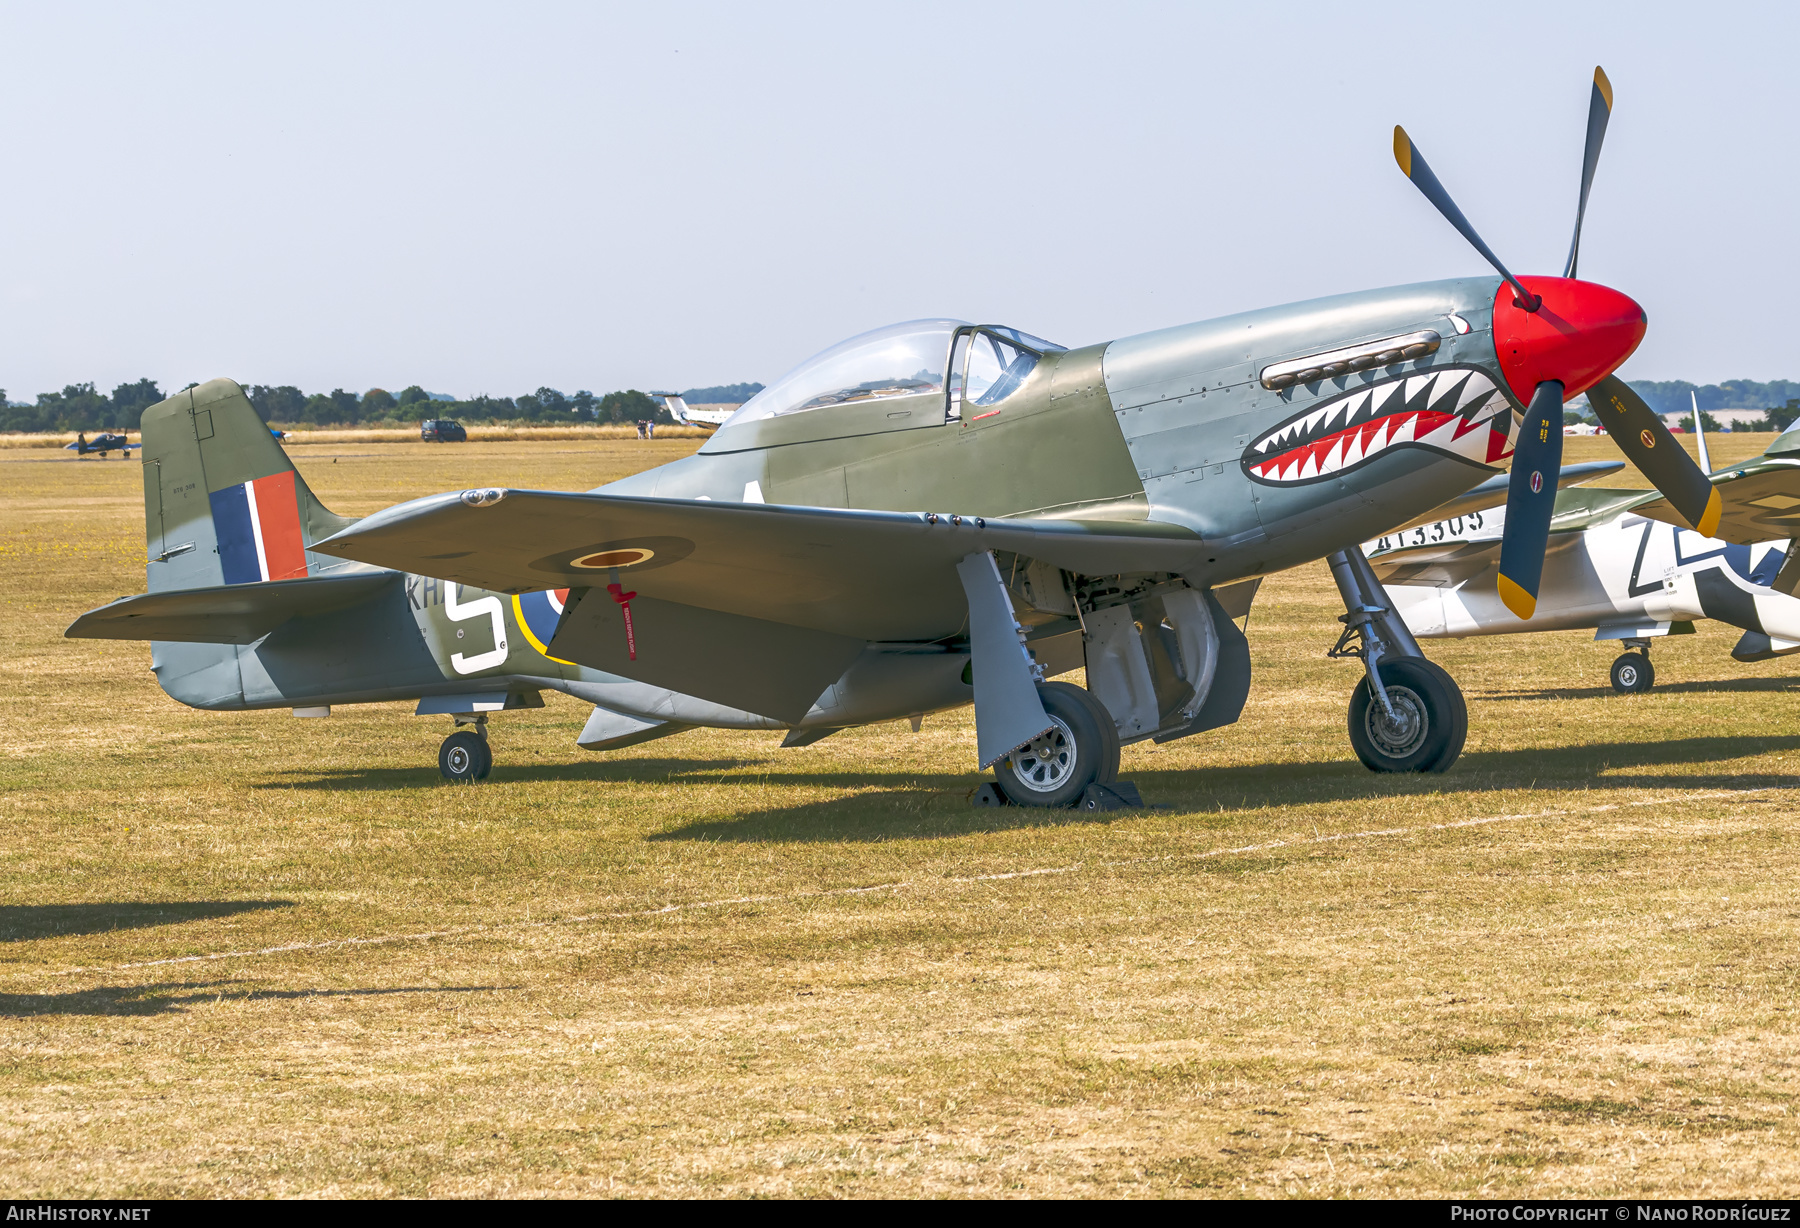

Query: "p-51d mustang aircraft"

xmin=1369 ymin=411 xmax=1800 ymax=693
xmin=70 ymin=68 xmax=1724 ymax=804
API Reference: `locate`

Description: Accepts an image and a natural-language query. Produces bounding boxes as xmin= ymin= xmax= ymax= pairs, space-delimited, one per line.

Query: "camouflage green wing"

xmin=1631 ymin=455 xmax=1800 ymax=545
xmin=312 ymin=490 xmax=1204 ymax=643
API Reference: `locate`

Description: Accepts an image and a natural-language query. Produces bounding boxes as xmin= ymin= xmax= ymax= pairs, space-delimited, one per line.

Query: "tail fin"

xmin=142 ymin=379 xmax=354 ymax=593
xmin=650 ymin=391 xmax=730 ymax=429
xmin=650 ymin=391 xmax=693 ymax=424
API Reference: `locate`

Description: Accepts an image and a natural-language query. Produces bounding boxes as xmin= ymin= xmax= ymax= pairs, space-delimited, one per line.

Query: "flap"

xmin=549 ymin=590 xmax=866 ymax=723
xmin=66 ymin=572 xmax=395 ymax=644
xmin=313 ymin=490 xmax=1203 ymax=642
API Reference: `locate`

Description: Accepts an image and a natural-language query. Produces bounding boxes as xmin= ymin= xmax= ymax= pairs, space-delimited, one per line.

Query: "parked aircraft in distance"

xmin=66 ymin=432 xmax=138 ymax=459
xmin=1370 ymin=413 xmax=1800 ymax=692
xmin=652 ymin=393 xmax=733 ymax=430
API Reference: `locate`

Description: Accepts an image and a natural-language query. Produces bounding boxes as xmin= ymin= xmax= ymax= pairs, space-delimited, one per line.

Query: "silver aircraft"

xmin=1369 ymin=415 xmax=1800 ymax=692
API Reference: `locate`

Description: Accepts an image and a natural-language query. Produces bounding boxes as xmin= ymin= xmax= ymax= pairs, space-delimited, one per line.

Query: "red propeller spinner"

xmin=1491 ymin=275 xmax=1646 ymax=406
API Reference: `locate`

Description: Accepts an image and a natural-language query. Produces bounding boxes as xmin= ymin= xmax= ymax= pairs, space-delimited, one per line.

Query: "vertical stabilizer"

xmin=1692 ymin=391 xmax=1712 ymax=474
xmin=142 ymin=379 xmax=353 ymax=593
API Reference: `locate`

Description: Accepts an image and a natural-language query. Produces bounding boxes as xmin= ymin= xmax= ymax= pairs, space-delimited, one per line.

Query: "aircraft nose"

xmin=1492 ymin=276 xmax=1646 ymax=404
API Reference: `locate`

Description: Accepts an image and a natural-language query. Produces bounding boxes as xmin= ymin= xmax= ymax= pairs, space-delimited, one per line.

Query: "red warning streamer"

xmin=606 ymin=578 xmax=638 ymax=660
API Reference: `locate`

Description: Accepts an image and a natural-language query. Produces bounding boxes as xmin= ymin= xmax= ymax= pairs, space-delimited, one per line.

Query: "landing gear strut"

xmin=439 ymin=714 xmax=493 ymax=783
xmin=1610 ymin=639 xmax=1655 ymax=693
xmin=1325 ymin=548 xmax=1467 ymax=773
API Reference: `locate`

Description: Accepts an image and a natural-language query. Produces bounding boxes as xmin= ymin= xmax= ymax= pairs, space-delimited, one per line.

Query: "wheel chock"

xmin=1080 ymin=781 xmax=1144 ymax=811
xmin=970 ymin=782 xmax=1009 ymax=808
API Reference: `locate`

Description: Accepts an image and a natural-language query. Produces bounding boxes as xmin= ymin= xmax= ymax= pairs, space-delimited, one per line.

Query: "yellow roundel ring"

xmin=571 ymin=547 xmax=655 ymax=569
xmin=510 ymin=593 xmax=576 ymax=665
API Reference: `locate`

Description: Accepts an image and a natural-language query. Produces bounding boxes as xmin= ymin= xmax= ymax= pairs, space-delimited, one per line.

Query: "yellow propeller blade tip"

xmin=1496 ymin=574 xmax=1538 ymax=621
xmin=1393 ymin=126 xmax=1412 ymax=177
xmin=1697 ymin=487 xmax=1723 ymax=539
xmin=1594 ymin=66 xmax=1613 ymax=110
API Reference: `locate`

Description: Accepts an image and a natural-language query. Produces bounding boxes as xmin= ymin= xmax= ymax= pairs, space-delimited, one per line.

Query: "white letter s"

xmin=446 ymin=584 xmax=509 ymax=674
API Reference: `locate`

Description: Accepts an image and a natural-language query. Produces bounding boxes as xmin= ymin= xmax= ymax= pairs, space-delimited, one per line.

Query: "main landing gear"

xmin=991 ymin=681 xmax=1120 ymax=807
xmin=1326 ymin=548 xmax=1467 ymax=773
xmin=439 ymin=715 xmax=493 ymax=783
xmin=1610 ymin=639 xmax=1655 ymax=693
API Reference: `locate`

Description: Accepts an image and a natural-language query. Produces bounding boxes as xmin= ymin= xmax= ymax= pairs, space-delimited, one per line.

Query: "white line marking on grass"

xmin=24 ymin=786 xmax=1777 ymax=980
xmin=1122 ymin=787 xmax=1773 ymax=870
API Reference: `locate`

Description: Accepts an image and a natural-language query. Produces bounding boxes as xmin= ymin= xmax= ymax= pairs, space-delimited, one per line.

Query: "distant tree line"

xmin=1629 ymin=379 xmax=1800 ymax=431
xmin=0 ymin=380 xmax=165 ymax=433
xmin=682 ymin=382 xmax=764 ymax=404
xmin=0 ymin=378 xmax=766 ymax=432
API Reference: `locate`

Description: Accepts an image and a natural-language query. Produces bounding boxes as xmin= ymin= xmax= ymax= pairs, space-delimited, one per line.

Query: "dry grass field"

xmin=1 ymin=434 xmax=1797 ymax=1198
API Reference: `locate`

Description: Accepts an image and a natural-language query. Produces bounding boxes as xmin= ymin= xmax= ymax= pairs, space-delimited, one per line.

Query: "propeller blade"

xmin=1590 ymin=374 xmax=1722 ymax=536
xmin=1496 ymin=381 xmax=1567 ymax=620
xmin=1563 ymin=67 xmax=1614 ymax=280
xmin=1393 ymin=126 xmax=1541 ymax=312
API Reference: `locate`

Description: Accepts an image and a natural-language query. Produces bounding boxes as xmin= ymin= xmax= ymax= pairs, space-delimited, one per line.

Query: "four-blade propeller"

xmin=1393 ymin=67 xmax=1714 ymax=620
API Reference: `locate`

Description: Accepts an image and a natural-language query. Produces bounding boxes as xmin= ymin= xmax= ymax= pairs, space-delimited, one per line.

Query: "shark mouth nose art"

xmin=1243 ymin=367 xmax=1516 ymax=485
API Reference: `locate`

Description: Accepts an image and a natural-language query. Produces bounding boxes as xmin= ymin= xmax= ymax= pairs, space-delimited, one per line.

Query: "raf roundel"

xmin=512 ymin=587 xmax=573 ymax=661
xmin=572 ymin=548 xmax=656 ymax=569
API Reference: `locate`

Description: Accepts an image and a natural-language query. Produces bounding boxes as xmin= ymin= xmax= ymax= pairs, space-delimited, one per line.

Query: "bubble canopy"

xmin=718 ymin=320 xmax=967 ymax=430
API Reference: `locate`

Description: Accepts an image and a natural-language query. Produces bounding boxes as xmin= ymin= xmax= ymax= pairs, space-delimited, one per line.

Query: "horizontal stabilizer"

xmin=66 ymin=572 xmax=394 ymax=644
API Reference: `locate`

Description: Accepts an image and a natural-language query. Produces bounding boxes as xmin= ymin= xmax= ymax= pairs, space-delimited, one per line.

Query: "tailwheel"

xmin=439 ymin=730 xmax=492 ymax=783
xmin=1347 ymin=657 xmax=1467 ymax=774
xmin=1610 ymin=652 xmax=1654 ymax=693
xmin=993 ymin=681 xmax=1113 ymax=807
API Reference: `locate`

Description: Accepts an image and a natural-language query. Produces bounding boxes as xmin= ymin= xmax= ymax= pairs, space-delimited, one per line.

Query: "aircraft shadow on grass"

xmin=248 ymin=735 xmax=1799 ymax=845
xmin=1480 ymin=676 xmax=1800 ymax=702
xmin=0 ymin=979 xmax=507 ymax=1018
xmin=0 ymin=900 xmax=295 ymax=944
xmin=258 ymin=757 xmax=758 ymax=792
xmin=646 ymin=735 xmax=1800 ymax=844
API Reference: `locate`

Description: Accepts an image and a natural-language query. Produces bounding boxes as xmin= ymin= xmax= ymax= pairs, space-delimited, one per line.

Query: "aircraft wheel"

xmin=1610 ymin=652 xmax=1654 ymax=694
xmin=1053 ymin=681 xmax=1120 ymax=783
xmin=439 ymin=731 xmax=492 ymax=783
xmin=993 ymin=683 xmax=1108 ymax=807
xmin=1348 ymin=658 xmax=1466 ymax=774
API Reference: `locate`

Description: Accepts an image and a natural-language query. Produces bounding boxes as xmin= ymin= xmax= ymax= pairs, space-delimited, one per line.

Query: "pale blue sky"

xmin=3 ymin=1 xmax=1794 ymax=399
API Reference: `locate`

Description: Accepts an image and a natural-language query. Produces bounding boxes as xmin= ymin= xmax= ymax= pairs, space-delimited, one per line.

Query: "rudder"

xmin=142 ymin=379 xmax=352 ymax=594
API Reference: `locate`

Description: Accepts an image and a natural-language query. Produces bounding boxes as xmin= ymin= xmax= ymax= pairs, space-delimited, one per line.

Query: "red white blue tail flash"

xmin=210 ymin=470 xmax=308 ymax=584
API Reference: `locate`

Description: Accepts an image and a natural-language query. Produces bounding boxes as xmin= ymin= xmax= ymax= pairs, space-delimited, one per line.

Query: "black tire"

xmin=993 ymin=682 xmax=1109 ymax=808
xmin=1347 ymin=657 xmax=1467 ymax=774
xmin=1407 ymin=657 xmax=1468 ymax=773
xmin=1050 ymin=681 xmax=1120 ymax=783
xmin=439 ymin=731 xmax=491 ymax=783
xmin=1610 ymin=652 xmax=1654 ymax=694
